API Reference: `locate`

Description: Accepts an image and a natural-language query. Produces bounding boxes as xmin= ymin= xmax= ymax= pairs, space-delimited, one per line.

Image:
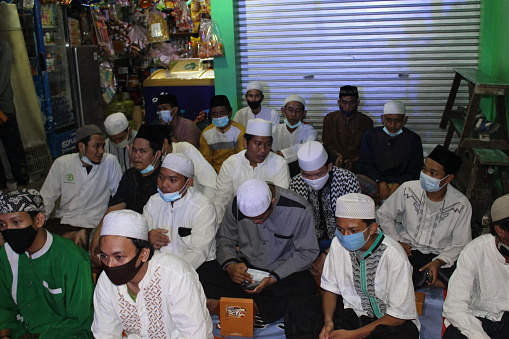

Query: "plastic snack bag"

xmin=147 ymin=8 xmax=169 ymax=43
xmin=198 ymin=18 xmax=223 ymax=58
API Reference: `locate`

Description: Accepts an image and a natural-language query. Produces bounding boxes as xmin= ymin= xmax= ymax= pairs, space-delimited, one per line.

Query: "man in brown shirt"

xmin=322 ymin=86 xmax=373 ymax=173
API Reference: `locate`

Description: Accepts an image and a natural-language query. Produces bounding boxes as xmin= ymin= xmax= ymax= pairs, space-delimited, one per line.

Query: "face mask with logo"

xmin=159 ymin=110 xmax=174 ymax=124
xmin=383 ymin=126 xmax=403 ymax=137
xmin=335 ymin=226 xmax=371 ymax=252
xmin=420 ymin=171 xmax=449 ymax=193
xmin=303 ymin=172 xmax=330 ymax=191
xmin=102 ymin=249 xmax=143 ymax=285
xmin=157 ymin=179 xmax=189 ymax=202
xmin=247 ymin=100 xmax=262 ymax=110
xmin=212 ymin=116 xmax=230 ymax=128
xmin=284 ymin=118 xmax=302 ymax=129
xmin=1 ymin=225 xmax=38 ymax=254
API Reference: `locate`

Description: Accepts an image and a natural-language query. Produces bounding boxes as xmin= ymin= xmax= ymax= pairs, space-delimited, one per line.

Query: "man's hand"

xmin=248 ymin=276 xmax=276 ymax=294
xmin=420 ymin=259 xmax=443 ymax=286
xmin=329 ymin=329 xmax=360 ymax=339
xmin=71 ymin=229 xmax=88 ymax=249
xmin=275 ymin=151 xmax=284 ymax=157
xmin=149 ymin=229 xmax=170 ymax=250
xmin=311 ymin=253 xmax=327 ymax=276
xmin=334 ymin=153 xmax=344 ymax=168
xmin=225 ymin=263 xmax=252 ymax=284
xmin=398 ymin=242 xmax=412 ymax=256
xmin=343 ymin=159 xmax=353 ymax=171
xmin=379 ymin=182 xmax=390 ymax=201
xmin=319 ymin=320 xmax=335 ymax=339
xmin=388 ymin=183 xmax=400 ymax=196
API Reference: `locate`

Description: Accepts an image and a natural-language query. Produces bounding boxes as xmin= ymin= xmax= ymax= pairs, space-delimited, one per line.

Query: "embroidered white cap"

xmin=246 ymin=118 xmax=272 ymax=137
xmin=298 ymin=141 xmax=328 ymax=171
xmin=246 ymin=81 xmax=263 ymax=93
xmin=101 ymin=210 xmax=149 ymax=241
xmin=104 ymin=112 xmax=129 ymax=136
xmin=335 ymin=193 xmax=375 ymax=219
xmin=284 ymin=95 xmax=305 ymax=107
xmin=491 ymin=194 xmax=509 ymax=222
xmin=383 ymin=100 xmax=406 ymax=115
xmin=237 ymin=178 xmax=272 ymax=217
xmin=162 ymin=153 xmax=194 ymax=178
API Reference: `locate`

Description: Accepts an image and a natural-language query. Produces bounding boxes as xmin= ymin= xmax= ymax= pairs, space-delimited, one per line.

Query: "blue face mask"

xmin=284 ymin=118 xmax=302 ymax=129
xmin=383 ymin=126 xmax=403 ymax=137
xmin=159 ymin=110 xmax=174 ymax=124
xmin=335 ymin=226 xmax=371 ymax=252
xmin=139 ymin=156 xmax=158 ymax=175
xmin=81 ymin=153 xmax=95 ymax=166
xmin=212 ymin=116 xmax=230 ymax=128
xmin=157 ymin=179 xmax=189 ymax=202
xmin=420 ymin=171 xmax=448 ymax=193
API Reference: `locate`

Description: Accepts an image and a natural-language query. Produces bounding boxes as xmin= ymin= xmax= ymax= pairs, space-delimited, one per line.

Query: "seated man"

xmin=156 ymin=93 xmax=201 ymax=148
xmin=201 ymin=178 xmax=318 ymax=323
xmin=40 ymin=124 xmax=122 ymax=249
xmin=144 ymin=153 xmax=217 ymax=270
xmin=285 ymin=193 xmax=419 ymax=338
xmin=322 ymin=85 xmax=373 ymax=172
xmin=200 ymin=95 xmax=246 ymax=172
xmin=93 ymin=210 xmax=213 ymax=338
xmin=214 ymin=118 xmax=290 ymax=222
xmin=290 ymin=141 xmax=360 ymax=276
xmin=377 ymin=145 xmax=472 ymax=288
xmin=359 ymin=100 xmax=423 ymax=201
xmin=233 ymin=81 xmax=280 ymax=128
xmin=0 ymin=189 xmax=93 ymax=338
xmin=104 ymin=112 xmax=138 ymax=173
xmin=443 ymin=194 xmax=509 ymax=339
xmin=272 ymin=95 xmax=317 ymax=176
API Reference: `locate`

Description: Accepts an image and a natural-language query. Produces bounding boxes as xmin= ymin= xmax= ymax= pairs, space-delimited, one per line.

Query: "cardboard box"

xmin=219 ymin=297 xmax=254 ymax=337
xmin=415 ymin=292 xmax=425 ymax=315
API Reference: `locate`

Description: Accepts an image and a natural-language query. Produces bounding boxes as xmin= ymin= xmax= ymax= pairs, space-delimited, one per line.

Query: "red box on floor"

xmin=219 ymin=297 xmax=254 ymax=337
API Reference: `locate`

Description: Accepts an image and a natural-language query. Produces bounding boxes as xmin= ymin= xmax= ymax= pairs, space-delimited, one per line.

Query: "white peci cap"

xmin=246 ymin=118 xmax=272 ymax=137
xmin=101 ymin=210 xmax=149 ymax=241
xmin=237 ymin=178 xmax=272 ymax=217
xmin=298 ymin=141 xmax=328 ymax=171
xmin=335 ymin=193 xmax=375 ymax=219
xmin=383 ymin=100 xmax=406 ymax=115
xmin=104 ymin=112 xmax=129 ymax=136
xmin=246 ymin=81 xmax=263 ymax=93
xmin=284 ymin=95 xmax=305 ymax=107
xmin=162 ymin=153 xmax=194 ymax=178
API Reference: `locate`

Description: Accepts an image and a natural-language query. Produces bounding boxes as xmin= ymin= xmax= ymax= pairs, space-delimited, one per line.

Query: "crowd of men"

xmin=0 ymin=82 xmax=507 ymax=339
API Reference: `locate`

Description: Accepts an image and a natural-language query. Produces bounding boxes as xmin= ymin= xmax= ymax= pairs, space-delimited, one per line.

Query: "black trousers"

xmin=443 ymin=312 xmax=509 ymax=339
xmin=408 ymin=250 xmax=456 ymax=287
xmin=284 ymin=294 xmax=419 ymax=339
xmin=197 ymin=260 xmax=316 ymax=323
xmin=0 ymin=113 xmax=29 ymax=188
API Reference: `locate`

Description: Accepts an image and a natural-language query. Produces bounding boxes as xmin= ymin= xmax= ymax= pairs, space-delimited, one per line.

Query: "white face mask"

xmin=302 ymin=172 xmax=330 ymax=191
xmin=420 ymin=171 xmax=448 ymax=192
xmin=113 ymin=132 xmax=130 ymax=149
xmin=383 ymin=126 xmax=403 ymax=137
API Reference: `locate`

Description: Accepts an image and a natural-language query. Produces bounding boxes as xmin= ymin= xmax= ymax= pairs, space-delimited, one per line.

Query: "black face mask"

xmin=102 ymin=249 xmax=144 ymax=285
xmin=1 ymin=225 xmax=38 ymax=254
xmin=247 ymin=100 xmax=262 ymax=110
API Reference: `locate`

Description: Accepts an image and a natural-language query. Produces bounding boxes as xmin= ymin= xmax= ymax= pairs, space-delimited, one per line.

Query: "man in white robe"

xmin=233 ymin=81 xmax=279 ymax=128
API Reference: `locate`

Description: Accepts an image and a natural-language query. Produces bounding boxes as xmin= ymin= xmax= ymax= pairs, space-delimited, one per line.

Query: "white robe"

xmin=233 ymin=104 xmax=280 ymax=128
xmin=272 ymin=123 xmax=317 ymax=163
xmin=92 ymin=253 xmax=213 ymax=339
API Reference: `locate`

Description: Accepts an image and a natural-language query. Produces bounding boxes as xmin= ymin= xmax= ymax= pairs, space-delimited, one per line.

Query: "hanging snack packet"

xmin=147 ymin=8 xmax=169 ymax=43
xmin=198 ymin=18 xmax=223 ymax=58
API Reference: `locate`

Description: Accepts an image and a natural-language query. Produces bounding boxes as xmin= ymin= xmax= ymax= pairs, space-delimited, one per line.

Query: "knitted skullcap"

xmin=104 ymin=112 xmax=129 ymax=136
xmin=491 ymin=194 xmax=509 ymax=223
xmin=161 ymin=153 xmax=194 ymax=178
xmin=76 ymin=124 xmax=102 ymax=143
xmin=284 ymin=95 xmax=305 ymax=107
xmin=101 ymin=210 xmax=148 ymax=241
xmin=383 ymin=100 xmax=406 ymax=115
xmin=298 ymin=141 xmax=328 ymax=171
xmin=237 ymin=178 xmax=272 ymax=217
xmin=335 ymin=193 xmax=375 ymax=219
xmin=246 ymin=118 xmax=272 ymax=137
xmin=246 ymin=81 xmax=263 ymax=93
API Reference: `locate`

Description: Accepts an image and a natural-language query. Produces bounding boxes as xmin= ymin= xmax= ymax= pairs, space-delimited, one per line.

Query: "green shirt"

xmin=0 ymin=231 xmax=94 ymax=338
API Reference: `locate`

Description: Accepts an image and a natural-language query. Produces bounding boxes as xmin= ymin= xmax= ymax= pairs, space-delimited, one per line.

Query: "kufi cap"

xmin=0 ymin=189 xmax=44 ymax=214
xmin=428 ymin=145 xmax=462 ymax=175
xmin=101 ymin=210 xmax=149 ymax=241
xmin=335 ymin=193 xmax=375 ymax=219
xmin=210 ymin=95 xmax=232 ymax=110
xmin=246 ymin=118 xmax=272 ymax=137
xmin=246 ymin=81 xmax=263 ymax=93
xmin=134 ymin=125 xmax=165 ymax=150
xmin=161 ymin=153 xmax=194 ymax=178
xmin=104 ymin=112 xmax=129 ymax=136
xmin=76 ymin=124 xmax=102 ymax=143
xmin=298 ymin=141 xmax=328 ymax=171
xmin=284 ymin=95 xmax=305 ymax=107
xmin=237 ymin=178 xmax=272 ymax=217
xmin=383 ymin=100 xmax=406 ymax=115
xmin=491 ymin=194 xmax=509 ymax=223
xmin=339 ymin=85 xmax=359 ymax=98
xmin=157 ymin=93 xmax=179 ymax=107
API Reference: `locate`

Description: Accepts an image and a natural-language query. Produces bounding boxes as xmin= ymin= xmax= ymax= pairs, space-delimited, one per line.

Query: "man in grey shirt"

xmin=199 ymin=178 xmax=319 ymax=323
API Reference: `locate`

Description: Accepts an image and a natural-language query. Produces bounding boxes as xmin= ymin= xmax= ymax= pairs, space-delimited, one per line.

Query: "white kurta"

xmin=105 ymin=129 xmax=138 ymax=173
xmin=143 ymin=187 xmax=217 ymax=269
xmin=321 ymin=234 xmax=419 ymax=329
xmin=40 ymin=153 xmax=122 ymax=228
xmin=92 ymin=253 xmax=213 ymax=339
xmin=213 ymin=150 xmax=290 ymax=223
xmin=443 ymin=234 xmax=509 ymax=339
xmin=171 ymin=141 xmax=217 ymax=200
xmin=377 ymin=180 xmax=472 ymax=267
xmin=233 ymin=105 xmax=280 ymax=128
xmin=272 ymin=123 xmax=317 ymax=163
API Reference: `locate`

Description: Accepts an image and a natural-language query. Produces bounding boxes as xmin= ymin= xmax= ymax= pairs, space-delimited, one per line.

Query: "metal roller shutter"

xmin=237 ymin=0 xmax=480 ymax=154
